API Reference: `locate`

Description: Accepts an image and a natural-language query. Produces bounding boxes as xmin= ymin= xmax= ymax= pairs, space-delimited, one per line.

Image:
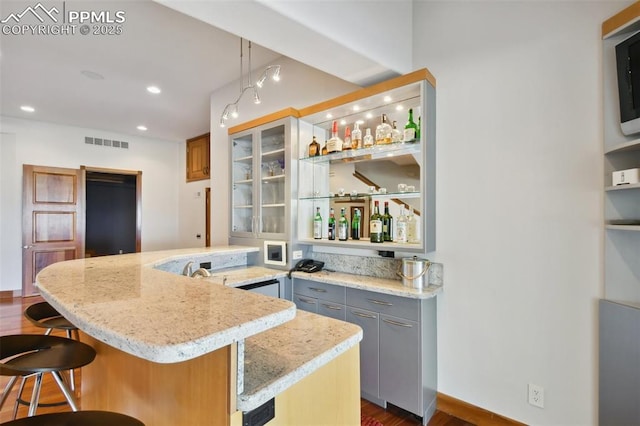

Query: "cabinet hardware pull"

xmin=321 ymin=304 xmax=342 ymax=310
xmin=309 ymin=287 xmax=327 ymax=293
xmin=382 ymin=318 xmax=413 ymax=328
xmin=367 ymin=299 xmax=393 ymax=306
xmin=352 ymin=311 xmax=376 ymax=319
xmin=297 ymin=297 xmax=315 ymax=304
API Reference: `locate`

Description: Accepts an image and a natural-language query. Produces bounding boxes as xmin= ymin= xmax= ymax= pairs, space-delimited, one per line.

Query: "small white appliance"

xmin=264 ymin=240 xmax=287 ymax=266
xmin=612 ymin=168 xmax=639 ymax=186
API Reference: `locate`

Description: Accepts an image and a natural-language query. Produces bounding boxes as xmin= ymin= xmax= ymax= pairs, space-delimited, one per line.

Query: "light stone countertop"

xmin=36 ymin=247 xmax=295 ymax=363
xmin=291 ymin=270 xmax=442 ymax=299
xmin=238 ymin=310 xmax=362 ymax=412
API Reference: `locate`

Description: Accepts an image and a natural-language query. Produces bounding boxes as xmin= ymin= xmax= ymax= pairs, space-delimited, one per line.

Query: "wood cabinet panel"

xmin=186 ymin=133 xmax=210 ymax=182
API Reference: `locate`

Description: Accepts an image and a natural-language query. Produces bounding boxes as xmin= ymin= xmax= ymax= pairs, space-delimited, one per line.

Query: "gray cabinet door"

xmin=347 ymin=308 xmax=379 ymax=398
xmin=379 ymin=314 xmax=421 ymax=415
xmin=318 ymin=301 xmax=346 ymax=321
xmin=293 ymin=293 xmax=318 ymax=314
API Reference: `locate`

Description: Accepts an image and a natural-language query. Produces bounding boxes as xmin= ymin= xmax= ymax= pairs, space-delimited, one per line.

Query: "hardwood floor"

xmin=1 ymin=296 xmax=472 ymax=425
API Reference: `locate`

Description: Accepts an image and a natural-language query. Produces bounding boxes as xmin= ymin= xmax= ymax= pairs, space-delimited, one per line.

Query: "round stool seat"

xmin=24 ymin=302 xmax=77 ymax=332
xmin=0 ymin=410 xmax=145 ymax=425
xmin=1 ymin=335 xmax=95 ymax=375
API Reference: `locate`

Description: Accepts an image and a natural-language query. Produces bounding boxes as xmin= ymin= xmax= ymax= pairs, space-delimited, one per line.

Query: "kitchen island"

xmin=36 ymin=247 xmax=362 ymax=426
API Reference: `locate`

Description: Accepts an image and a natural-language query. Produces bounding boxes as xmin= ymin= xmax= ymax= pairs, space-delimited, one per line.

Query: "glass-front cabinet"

xmin=230 ymin=115 xmax=297 ymax=240
xmin=296 ymin=70 xmax=436 ymax=254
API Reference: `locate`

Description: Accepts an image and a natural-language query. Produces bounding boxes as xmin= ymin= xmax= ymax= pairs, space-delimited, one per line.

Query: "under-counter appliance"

xmin=238 ymin=279 xmax=280 ymax=298
xmin=263 ymin=240 xmax=287 ymax=266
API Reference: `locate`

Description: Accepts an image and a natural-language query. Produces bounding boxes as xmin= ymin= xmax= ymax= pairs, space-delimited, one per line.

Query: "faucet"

xmin=191 ymin=268 xmax=211 ymax=278
xmin=182 ymin=261 xmax=195 ymax=276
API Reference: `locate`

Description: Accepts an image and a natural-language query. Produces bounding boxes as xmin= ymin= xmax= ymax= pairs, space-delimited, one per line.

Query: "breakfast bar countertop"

xmin=35 ymin=247 xmax=296 ymax=364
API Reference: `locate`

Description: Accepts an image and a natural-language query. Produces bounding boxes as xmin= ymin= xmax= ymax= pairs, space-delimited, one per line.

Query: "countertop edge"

xmin=236 ymin=330 xmax=363 ymax=412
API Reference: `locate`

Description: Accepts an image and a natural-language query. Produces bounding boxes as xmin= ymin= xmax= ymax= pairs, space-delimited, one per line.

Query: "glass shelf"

xmin=299 ymin=141 xmax=420 ymax=165
xmin=298 ymin=237 xmax=424 ymax=252
xmin=262 ymin=148 xmax=285 ymax=161
xmin=234 ymin=179 xmax=253 ymax=185
xmin=299 ymin=191 xmax=420 ymax=201
xmin=233 ymin=155 xmax=253 ymax=164
xmin=262 ymin=203 xmax=286 ymax=208
xmin=234 ymin=205 xmax=253 ymax=209
xmin=262 ymin=174 xmax=285 ymax=182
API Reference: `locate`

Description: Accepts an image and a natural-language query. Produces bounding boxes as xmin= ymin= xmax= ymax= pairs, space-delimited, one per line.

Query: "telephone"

xmin=288 ymin=259 xmax=325 ymax=278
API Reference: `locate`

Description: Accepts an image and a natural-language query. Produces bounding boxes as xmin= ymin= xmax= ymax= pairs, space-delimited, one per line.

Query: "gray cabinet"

xmin=346 ymin=307 xmax=379 ymax=399
xmin=292 ymin=276 xmax=437 ymax=424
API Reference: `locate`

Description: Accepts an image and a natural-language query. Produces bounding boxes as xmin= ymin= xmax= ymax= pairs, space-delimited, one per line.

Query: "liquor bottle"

xmin=375 ymin=114 xmax=392 ymax=145
xmin=417 ymin=116 xmax=421 ymax=140
xmin=370 ymin=201 xmax=383 ymax=243
xmin=326 ymin=121 xmax=343 ymax=153
xmin=308 ymin=135 xmax=320 ymax=157
xmin=363 ymin=128 xmax=374 ymax=148
xmin=396 ymin=205 xmax=408 ymax=243
xmin=407 ymin=207 xmax=420 ymax=243
xmin=313 ymin=207 xmax=322 ymax=239
xmin=351 ymin=209 xmax=361 ymax=240
xmin=391 ymin=121 xmax=403 ymax=143
xmin=321 ymin=141 xmax=328 ymax=156
xmin=404 ymin=108 xmax=418 ymax=142
xmin=338 ymin=208 xmax=349 ymax=241
xmin=382 ymin=201 xmax=393 ymax=242
xmin=328 ymin=208 xmax=336 ymax=240
xmin=351 ymin=123 xmax=362 ymax=149
xmin=343 ymin=127 xmax=352 ymax=150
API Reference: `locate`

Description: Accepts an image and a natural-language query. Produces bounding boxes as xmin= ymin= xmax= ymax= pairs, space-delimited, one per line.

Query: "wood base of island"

xmin=80 ymin=333 xmax=360 ymax=426
xmin=80 ymin=333 xmax=232 ymax=425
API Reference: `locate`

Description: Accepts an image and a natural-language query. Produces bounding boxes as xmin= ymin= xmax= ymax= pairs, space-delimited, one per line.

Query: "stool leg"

xmin=0 ymin=375 xmax=18 ymax=411
xmin=51 ymin=371 xmax=79 ymax=411
xmin=12 ymin=376 xmax=29 ymax=420
xmin=27 ymin=373 xmax=43 ymax=417
xmin=66 ymin=329 xmax=76 ymax=392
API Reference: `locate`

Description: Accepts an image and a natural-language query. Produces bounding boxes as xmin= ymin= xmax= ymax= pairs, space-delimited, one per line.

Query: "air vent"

xmin=83 ymin=136 xmax=130 ymax=149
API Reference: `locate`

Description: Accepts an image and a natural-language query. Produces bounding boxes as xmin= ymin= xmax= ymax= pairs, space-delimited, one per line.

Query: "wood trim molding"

xmin=228 ymin=107 xmax=300 ymax=134
xmin=437 ymin=392 xmax=526 ymax=426
xmin=602 ymin=1 xmax=640 ymax=39
xmin=297 ymin=68 xmax=436 ymax=118
xmin=0 ymin=290 xmax=22 ymax=300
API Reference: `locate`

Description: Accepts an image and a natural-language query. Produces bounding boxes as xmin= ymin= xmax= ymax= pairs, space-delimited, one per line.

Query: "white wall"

xmin=197 ymin=56 xmax=359 ymax=245
xmin=0 ymin=117 xmax=181 ymax=291
xmin=414 ymin=2 xmax=624 ymax=424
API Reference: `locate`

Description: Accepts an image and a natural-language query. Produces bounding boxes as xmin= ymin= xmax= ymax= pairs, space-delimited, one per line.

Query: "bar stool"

xmin=0 ymin=410 xmax=145 ymax=425
xmin=0 ymin=334 xmax=96 ymax=419
xmin=24 ymin=302 xmax=79 ymax=391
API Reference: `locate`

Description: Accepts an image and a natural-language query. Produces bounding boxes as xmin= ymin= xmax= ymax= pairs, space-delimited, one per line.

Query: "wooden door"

xmin=22 ymin=165 xmax=84 ymax=296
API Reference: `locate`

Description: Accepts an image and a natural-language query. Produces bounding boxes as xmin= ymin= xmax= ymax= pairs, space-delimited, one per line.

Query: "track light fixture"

xmin=219 ymin=38 xmax=281 ymax=128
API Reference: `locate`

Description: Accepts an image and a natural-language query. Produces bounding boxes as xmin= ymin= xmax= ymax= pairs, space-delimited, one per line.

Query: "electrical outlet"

xmin=528 ymin=383 xmax=544 ymax=408
xmin=292 ymin=250 xmax=303 ymax=260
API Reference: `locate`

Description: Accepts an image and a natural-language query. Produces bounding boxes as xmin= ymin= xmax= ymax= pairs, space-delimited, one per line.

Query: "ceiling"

xmin=0 ymin=0 xmax=283 ymax=142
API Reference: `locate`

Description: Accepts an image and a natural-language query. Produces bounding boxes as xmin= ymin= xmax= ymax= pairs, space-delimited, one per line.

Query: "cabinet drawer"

xmin=318 ymin=302 xmax=346 ymax=321
xmin=293 ymin=293 xmax=318 ymax=314
xmin=346 ymin=287 xmax=420 ymax=321
xmin=294 ymin=278 xmax=345 ymax=304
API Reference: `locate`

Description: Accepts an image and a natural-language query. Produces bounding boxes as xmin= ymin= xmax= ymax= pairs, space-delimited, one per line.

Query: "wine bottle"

xmin=328 ymin=208 xmax=336 ymax=241
xmin=382 ymin=201 xmax=393 ymax=242
xmin=308 ymin=136 xmax=320 ymax=157
xmin=396 ymin=205 xmax=407 ymax=243
xmin=391 ymin=121 xmax=403 ymax=143
xmin=375 ymin=113 xmax=392 ymax=145
xmin=321 ymin=141 xmax=328 ymax=156
xmin=351 ymin=123 xmax=362 ymax=149
xmin=326 ymin=121 xmax=343 ymax=153
xmin=351 ymin=209 xmax=361 ymax=240
xmin=343 ymin=127 xmax=352 ymax=150
xmin=417 ymin=116 xmax=421 ymax=140
xmin=404 ymin=108 xmax=418 ymax=142
xmin=363 ymin=128 xmax=374 ymax=148
xmin=313 ymin=207 xmax=322 ymax=239
xmin=370 ymin=201 xmax=383 ymax=243
xmin=338 ymin=208 xmax=349 ymax=241
xmin=407 ymin=207 xmax=420 ymax=244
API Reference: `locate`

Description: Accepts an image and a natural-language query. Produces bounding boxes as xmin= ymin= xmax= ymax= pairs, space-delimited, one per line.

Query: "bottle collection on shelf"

xmin=312 ymin=201 xmax=419 ymax=244
xmin=307 ymin=109 xmax=421 ymax=157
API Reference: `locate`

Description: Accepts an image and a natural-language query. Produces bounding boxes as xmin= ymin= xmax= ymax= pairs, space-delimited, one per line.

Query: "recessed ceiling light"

xmin=137 ymin=125 xmax=147 ymax=131
xmin=326 ymin=113 xmax=333 ymax=119
xmin=396 ymin=105 xmax=404 ymax=111
xmin=340 ymin=119 xmax=347 ymax=125
xmin=20 ymin=105 xmax=35 ymax=112
xmin=353 ymin=105 xmax=360 ymax=111
xmin=384 ymin=96 xmax=392 ymax=102
xmin=81 ymin=70 xmax=104 ymax=80
xmin=366 ymin=113 xmax=373 ymax=119
xmin=146 ymin=86 xmax=161 ymax=94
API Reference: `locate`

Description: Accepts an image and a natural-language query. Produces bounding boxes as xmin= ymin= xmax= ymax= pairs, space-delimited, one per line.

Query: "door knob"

xmin=23 ymin=245 xmax=33 ymax=249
